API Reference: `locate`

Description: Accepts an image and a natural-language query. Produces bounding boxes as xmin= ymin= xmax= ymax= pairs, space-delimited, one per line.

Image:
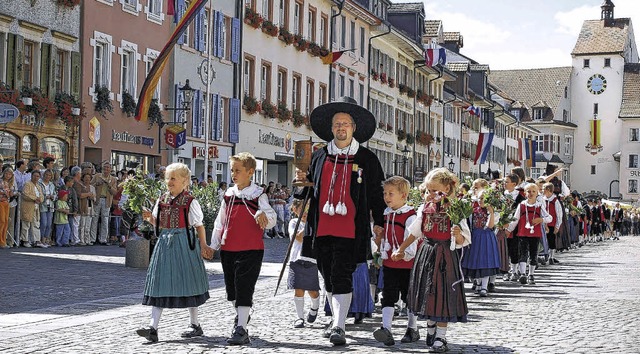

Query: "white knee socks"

xmin=369 ymin=284 xmax=377 ymax=305
xmin=426 ymin=319 xmax=437 ymax=335
xmin=189 ymin=307 xmax=199 ymax=326
xmin=310 ymin=295 xmax=320 ymax=314
xmin=382 ymin=306 xmax=394 ymax=329
xmin=294 ymin=296 xmax=305 ymax=319
xmin=518 ymin=262 xmax=527 ymax=275
xmin=481 ymin=276 xmax=489 ymax=290
xmin=237 ymin=306 xmax=250 ymax=328
xmin=407 ymin=311 xmax=418 ymax=330
xmin=332 ymin=293 xmax=352 ymax=330
xmin=149 ymin=306 xmax=163 ymax=329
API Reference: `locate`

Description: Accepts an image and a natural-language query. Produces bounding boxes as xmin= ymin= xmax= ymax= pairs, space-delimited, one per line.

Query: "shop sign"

xmin=112 ymin=130 xmax=154 ymax=147
xmin=165 ymin=125 xmax=186 ymax=148
xmin=631 ymin=170 xmax=640 ymax=177
xmin=192 ymin=145 xmax=219 ymax=159
xmin=0 ymin=103 xmax=20 ymax=124
xmin=258 ymin=129 xmax=285 ymax=147
xmin=89 ymin=117 xmax=101 ymax=144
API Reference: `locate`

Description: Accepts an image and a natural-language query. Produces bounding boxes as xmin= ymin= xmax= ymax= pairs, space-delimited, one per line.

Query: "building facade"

xmin=0 ymin=0 xmax=82 ymax=170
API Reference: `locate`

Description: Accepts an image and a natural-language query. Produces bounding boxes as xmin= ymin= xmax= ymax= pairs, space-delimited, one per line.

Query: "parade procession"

xmin=1 ymin=0 xmax=640 ymax=353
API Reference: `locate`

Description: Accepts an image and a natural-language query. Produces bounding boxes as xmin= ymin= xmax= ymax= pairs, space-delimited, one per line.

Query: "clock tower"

xmin=569 ymin=1 xmax=638 ymax=197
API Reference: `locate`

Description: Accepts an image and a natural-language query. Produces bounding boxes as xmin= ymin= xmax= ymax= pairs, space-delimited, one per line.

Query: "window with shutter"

xmin=217 ymin=12 xmax=225 ymax=58
xmin=231 ymin=18 xmax=240 ymax=63
xmin=229 ymin=98 xmax=240 ymax=143
xmin=192 ymin=90 xmax=201 ymax=137
xmin=178 ymin=0 xmax=188 ymax=45
xmin=40 ymin=43 xmax=51 ymax=95
xmin=174 ymin=84 xmax=184 ymax=123
xmin=211 ymin=93 xmax=219 ymax=140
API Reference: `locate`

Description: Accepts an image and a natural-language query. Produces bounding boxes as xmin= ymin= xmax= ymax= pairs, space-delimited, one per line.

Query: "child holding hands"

xmin=373 ymin=176 xmax=419 ymax=346
xmin=136 ymin=163 xmax=214 ymax=343
xmin=211 ymin=152 xmax=277 ymax=345
xmin=391 ymin=168 xmax=471 ymax=352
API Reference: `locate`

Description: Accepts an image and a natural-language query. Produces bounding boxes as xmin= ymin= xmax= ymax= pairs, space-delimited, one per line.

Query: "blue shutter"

xmin=192 ymin=90 xmax=201 ymax=137
xmin=231 ymin=17 xmax=240 ymax=63
xmin=216 ymin=11 xmax=225 ymax=58
xmin=196 ymin=9 xmax=205 ymax=52
xmin=229 ymin=98 xmax=240 ymax=143
xmin=212 ymin=10 xmax=220 ymax=57
xmin=216 ymin=94 xmax=223 ymax=140
xmin=177 ymin=0 xmax=186 ymax=44
xmin=174 ymin=84 xmax=184 ymax=122
xmin=193 ymin=11 xmax=200 ymax=51
xmin=210 ymin=93 xmax=219 ymax=140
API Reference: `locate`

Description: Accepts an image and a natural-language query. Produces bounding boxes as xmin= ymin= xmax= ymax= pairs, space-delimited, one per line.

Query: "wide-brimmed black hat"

xmin=310 ymin=96 xmax=376 ymax=143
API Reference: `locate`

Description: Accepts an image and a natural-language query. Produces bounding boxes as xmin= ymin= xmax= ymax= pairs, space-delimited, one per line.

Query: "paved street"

xmin=1 ymin=236 xmax=639 ymax=353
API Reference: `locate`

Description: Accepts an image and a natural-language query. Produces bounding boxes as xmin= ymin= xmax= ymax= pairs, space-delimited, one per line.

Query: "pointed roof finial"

xmin=601 ymin=0 xmax=614 ymax=21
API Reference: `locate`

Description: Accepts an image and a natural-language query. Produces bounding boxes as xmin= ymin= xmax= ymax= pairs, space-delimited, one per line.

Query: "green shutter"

xmin=48 ymin=44 xmax=57 ymax=99
xmin=40 ymin=43 xmax=50 ymax=95
xmin=14 ymin=35 xmax=24 ymax=89
xmin=70 ymin=51 xmax=81 ymax=100
xmin=6 ymin=33 xmax=15 ymax=88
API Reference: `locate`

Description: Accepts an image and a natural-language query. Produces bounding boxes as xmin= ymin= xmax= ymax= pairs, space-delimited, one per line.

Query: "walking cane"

xmin=274 ymin=139 xmax=314 ymax=296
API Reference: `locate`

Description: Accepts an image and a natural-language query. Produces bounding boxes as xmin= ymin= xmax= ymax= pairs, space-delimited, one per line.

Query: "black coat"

xmin=297 ymin=145 xmax=385 ymax=263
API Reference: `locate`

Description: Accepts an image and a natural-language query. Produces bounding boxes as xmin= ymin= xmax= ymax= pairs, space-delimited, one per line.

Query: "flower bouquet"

xmin=481 ymin=186 xmax=504 ymax=210
xmin=437 ymin=192 xmax=473 ymax=250
xmin=497 ymin=193 xmax=517 ymax=228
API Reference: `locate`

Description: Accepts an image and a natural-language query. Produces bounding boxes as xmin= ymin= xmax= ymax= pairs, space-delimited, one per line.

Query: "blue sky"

xmin=412 ymin=0 xmax=640 ymax=70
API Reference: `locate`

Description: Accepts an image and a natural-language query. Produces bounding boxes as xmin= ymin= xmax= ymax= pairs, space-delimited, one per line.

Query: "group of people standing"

xmin=134 ymin=96 xmax=634 ymax=352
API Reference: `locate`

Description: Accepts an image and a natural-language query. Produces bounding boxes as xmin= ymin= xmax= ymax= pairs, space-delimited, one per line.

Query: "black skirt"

xmin=408 ymin=239 xmax=468 ymax=323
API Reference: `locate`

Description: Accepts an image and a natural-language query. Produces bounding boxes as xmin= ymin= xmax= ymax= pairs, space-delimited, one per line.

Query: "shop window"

xmin=40 ymin=137 xmax=68 ymax=170
xmin=22 ymin=135 xmax=37 ymax=153
xmin=0 ymin=131 xmax=18 ymax=166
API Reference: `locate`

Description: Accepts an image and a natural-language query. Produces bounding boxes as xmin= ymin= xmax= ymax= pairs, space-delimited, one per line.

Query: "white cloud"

xmin=554 ymin=5 xmax=599 ymax=35
xmin=474 ymin=48 xmax=571 ymax=71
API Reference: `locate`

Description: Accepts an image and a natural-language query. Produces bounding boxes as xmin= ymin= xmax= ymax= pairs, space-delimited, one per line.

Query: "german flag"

xmin=135 ymin=0 xmax=207 ymax=122
xmin=321 ymin=50 xmax=347 ymax=65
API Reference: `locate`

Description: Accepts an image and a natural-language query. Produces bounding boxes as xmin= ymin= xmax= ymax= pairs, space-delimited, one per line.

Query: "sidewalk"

xmin=1 ymin=237 xmax=639 ymax=353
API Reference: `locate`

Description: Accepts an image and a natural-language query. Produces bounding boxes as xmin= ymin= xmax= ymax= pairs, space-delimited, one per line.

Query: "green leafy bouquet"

xmin=497 ymin=193 xmax=517 ymax=228
xmin=121 ymin=169 xmax=166 ymax=214
xmin=438 ymin=192 xmax=473 ymax=225
xmin=482 ymin=186 xmax=504 ymax=210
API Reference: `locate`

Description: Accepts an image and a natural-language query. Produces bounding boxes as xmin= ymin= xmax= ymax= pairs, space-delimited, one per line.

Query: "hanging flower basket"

xmin=261 ymin=100 xmax=277 ymax=119
xmin=292 ymin=109 xmax=305 ymax=127
xmin=244 ymin=7 xmax=263 ymax=29
xmin=94 ymin=85 xmax=114 ymax=118
xmin=278 ymin=27 xmax=295 ymax=45
xmin=243 ymin=94 xmax=261 ymax=115
xmin=21 ymin=86 xmax=56 ymax=129
xmin=147 ymin=99 xmax=162 ymax=127
xmin=406 ymin=133 xmax=415 ymax=145
xmin=121 ymin=91 xmax=137 ymax=117
xmin=293 ymin=34 xmax=309 ymax=51
xmin=277 ymin=100 xmax=291 ymax=122
xmin=55 ymin=91 xmax=86 ymax=136
xmin=371 ymin=69 xmax=379 ymax=81
xmin=261 ymin=20 xmax=278 ymax=37
xmin=380 ymin=73 xmax=388 ymax=84
xmin=397 ymin=129 xmax=406 ymax=141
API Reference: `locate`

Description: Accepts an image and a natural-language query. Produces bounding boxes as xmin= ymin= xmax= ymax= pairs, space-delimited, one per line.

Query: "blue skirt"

xmin=143 ymin=228 xmax=210 ymax=308
xmin=462 ymin=228 xmax=500 ymax=278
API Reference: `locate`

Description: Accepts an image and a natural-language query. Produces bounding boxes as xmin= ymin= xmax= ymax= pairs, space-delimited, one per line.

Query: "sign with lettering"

xmin=165 ymin=125 xmax=186 ymax=148
xmin=192 ymin=145 xmax=219 ymax=159
xmin=258 ymin=129 xmax=285 ymax=147
xmin=631 ymin=170 xmax=640 ymax=177
xmin=112 ymin=130 xmax=154 ymax=147
xmin=0 ymin=103 xmax=19 ymax=124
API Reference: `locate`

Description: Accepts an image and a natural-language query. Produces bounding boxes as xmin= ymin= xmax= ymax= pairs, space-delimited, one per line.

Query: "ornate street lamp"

xmin=448 ymin=158 xmax=455 ymax=173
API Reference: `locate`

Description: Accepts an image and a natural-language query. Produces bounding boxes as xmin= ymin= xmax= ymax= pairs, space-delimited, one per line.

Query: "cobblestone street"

xmin=1 ymin=236 xmax=639 ymax=353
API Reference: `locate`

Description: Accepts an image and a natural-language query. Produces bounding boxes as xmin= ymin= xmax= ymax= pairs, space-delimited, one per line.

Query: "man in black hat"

xmin=295 ymin=97 xmax=385 ymax=346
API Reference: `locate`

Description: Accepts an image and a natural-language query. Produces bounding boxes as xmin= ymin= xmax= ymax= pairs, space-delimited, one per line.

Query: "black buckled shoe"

xmin=227 ymin=326 xmax=250 ymax=345
xmin=322 ymin=320 xmax=333 ymax=338
xmin=431 ymin=337 xmax=448 ymax=352
xmin=136 ymin=326 xmax=158 ymax=343
xmin=329 ymin=326 xmax=346 ymax=346
xmin=293 ymin=318 xmax=305 ymax=328
xmin=307 ymin=308 xmax=318 ymax=323
xmin=426 ymin=324 xmax=436 ymax=347
xmin=400 ymin=327 xmax=420 ymax=343
xmin=181 ymin=324 xmax=203 ymax=338
xmin=373 ymin=326 xmax=395 ymax=346
xmin=487 ymin=282 xmax=496 ymax=293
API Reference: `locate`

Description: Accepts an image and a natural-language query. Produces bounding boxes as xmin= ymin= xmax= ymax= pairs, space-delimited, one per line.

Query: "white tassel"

xmin=323 ymin=201 xmax=331 ymax=214
xmin=328 ymin=204 xmax=335 ymax=216
xmin=221 ymin=230 xmax=228 ymax=245
xmin=340 ymin=203 xmax=348 ymax=215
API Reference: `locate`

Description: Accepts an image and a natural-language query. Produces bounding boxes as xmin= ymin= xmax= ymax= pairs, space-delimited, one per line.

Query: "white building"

xmin=619 ymin=63 xmax=640 ymax=201
xmin=570 ymin=1 xmax=638 ymax=197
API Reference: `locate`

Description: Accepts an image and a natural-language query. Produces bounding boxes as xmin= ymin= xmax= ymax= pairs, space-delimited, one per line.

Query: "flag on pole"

xmin=591 ymin=119 xmax=601 ymax=146
xmin=135 ymin=0 xmax=207 ymax=122
xmin=425 ymin=48 xmax=447 ymax=67
xmin=167 ymin=0 xmax=176 ymax=17
xmin=474 ymin=133 xmax=494 ymax=165
xmin=527 ymin=138 xmax=537 ymax=167
xmin=321 ymin=50 xmax=348 ymax=65
xmin=466 ymin=105 xmax=481 ymax=117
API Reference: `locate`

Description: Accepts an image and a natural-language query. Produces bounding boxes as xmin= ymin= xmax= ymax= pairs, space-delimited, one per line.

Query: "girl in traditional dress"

xmin=392 ymin=168 xmax=471 ymax=352
xmin=136 ymin=163 xmax=214 ymax=343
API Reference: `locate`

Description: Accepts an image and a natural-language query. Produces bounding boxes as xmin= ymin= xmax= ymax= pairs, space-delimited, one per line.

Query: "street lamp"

xmin=401 ymin=145 xmax=411 ymax=178
xmin=448 ymin=158 xmax=455 ymax=173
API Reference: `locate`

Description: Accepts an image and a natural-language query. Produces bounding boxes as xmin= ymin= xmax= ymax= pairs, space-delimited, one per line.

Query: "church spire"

xmin=601 ymin=0 xmax=614 ymax=23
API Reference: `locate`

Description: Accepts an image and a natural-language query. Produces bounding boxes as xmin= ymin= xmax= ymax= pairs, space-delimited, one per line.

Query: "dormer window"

xmin=510 ymin=109 xmax=520 ymax=120
xmin=583 ymin=59 xmax=590 ymax=68
xmin=533 ymin=108 xmax=544 ymax=120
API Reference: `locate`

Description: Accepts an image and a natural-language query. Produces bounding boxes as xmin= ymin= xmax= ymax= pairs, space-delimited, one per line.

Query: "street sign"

xmin=0 ymin=103 xmax=20 ymax=124
xmin=165 ymin=125 xmax=186 ymax=148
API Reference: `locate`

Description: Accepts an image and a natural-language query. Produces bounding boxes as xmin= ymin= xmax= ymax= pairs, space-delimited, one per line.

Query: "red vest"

xmin=517 ymin=203 xmax=543 ymax=238
xmin=317 ymin=155 xmax=356 ymax=238
xmin=221 ymin=194 xmax=264 ymax=251
xmin=471 ymin=201 xmax=489 ymax=229
xmin=421 ymin=202 xmax=451 ymax=241
xmin=545 ymin=197 xmax=558 ymax=227
xmin=382 ymin=209 xmax=417 ymax=269
xmin=157 ymin=192 xmax=194 ymax=229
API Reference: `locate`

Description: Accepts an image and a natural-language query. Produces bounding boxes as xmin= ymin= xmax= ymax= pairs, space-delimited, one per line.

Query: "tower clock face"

xmin=587 ymin=74 xmax=607 ymax=95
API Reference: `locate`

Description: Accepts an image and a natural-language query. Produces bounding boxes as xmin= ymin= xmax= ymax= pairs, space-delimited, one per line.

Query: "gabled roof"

xmin=424 ymin=20 xmax=441 ymax=37
xmin=489 ymin=67 xmax=572 ymax=122
xmin=571 ymin=18 xmax=631 ymax=55
xmin=531 ymin=100 xmax=550 ymax=108
xmin=511 ymin=101 xmax=528 ymax=109
xmin=389 ymin=2 xmax=424 ymax=14
xmin=620 ymin=63 xmax=640 ymax=119
xmin=445 ymin=62 xmax=468 ymax=72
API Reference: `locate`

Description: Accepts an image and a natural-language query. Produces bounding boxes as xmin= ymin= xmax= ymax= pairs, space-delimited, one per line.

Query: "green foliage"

xmin=121 ymin=169 xmax=166 ymax=214
xmin=94 ymin=85 xmax=114 ymax=118
xmin=121 ymin=91 xmax=137 ymax=117
xmin=442 ymin=195 xmax=473 ymax=225
xmin=482 ymin=186 xmax=504 ymax=210
xmin=497 ymin=193 xmax=516 ymax=227
xmin=190 ymin=183 xmax=221 ymax=231
xmin=407 ymin=187 xmax=423 ymax=209
xmin=148 ymin=99 xmax=163 ymax=127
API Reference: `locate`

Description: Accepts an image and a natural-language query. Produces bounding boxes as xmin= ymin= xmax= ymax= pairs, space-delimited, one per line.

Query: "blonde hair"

xmin=472 ymin=178 xmax=489 ymax=190
xmin=383 ymin=176 xmax=410 ymax=195
xmin=229 ymin=152 xmax=257 ymax=171
xmin=543 ymin=182 xmax=554 ymax=193
xmin=524 ymin=182 xmax=539 ymax=193
xmin=2 ymin=167 xmax=15 ymax=186
xmin=421 ymin=168 xmax=459 ymax=197
xmin=165 ymin=162 xmax=191 ymax=181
